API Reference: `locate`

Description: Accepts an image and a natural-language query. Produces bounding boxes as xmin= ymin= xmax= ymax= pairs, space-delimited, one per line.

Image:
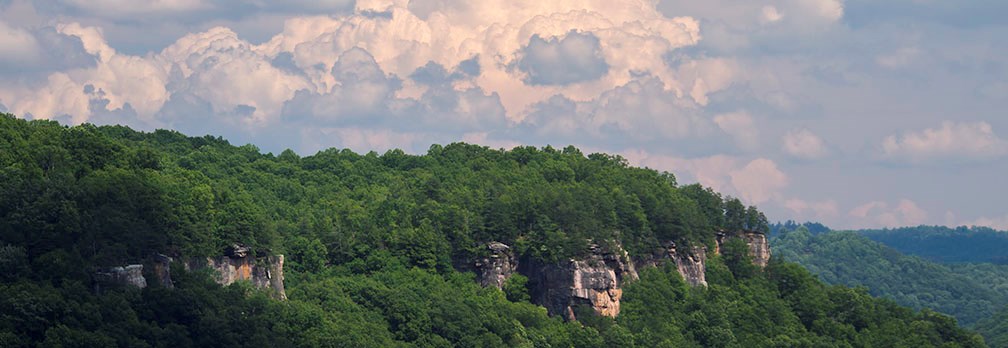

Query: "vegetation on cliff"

xmin=0 ymin=114 xmax=985 ymax=347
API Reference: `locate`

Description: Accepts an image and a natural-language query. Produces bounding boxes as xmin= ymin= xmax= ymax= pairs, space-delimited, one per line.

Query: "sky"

xmin=1 ymin=0 xmax=1006 ymax=230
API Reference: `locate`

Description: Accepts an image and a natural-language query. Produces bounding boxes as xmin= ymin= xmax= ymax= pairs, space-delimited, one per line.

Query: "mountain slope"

xmin=0 ymin=114 xmax=986 ymax=347
xmin=773 ymin=227 xmax=1008 ymax=344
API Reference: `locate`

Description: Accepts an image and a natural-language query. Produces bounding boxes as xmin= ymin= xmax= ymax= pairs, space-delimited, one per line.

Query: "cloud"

xmin=1 ymin=1 xmax=713 ymax=138
xmin=57 ymin=0 xmax=211 ymax=18
xmin=713 ymin=111 xmax=758 ymax=151
xmin=849 ymin=199 xmax=928 ymax=228
xmin=882 ymin=121 xmax=1008 ymax=163
xmin=844 ymin=0 xmax=1008 ymax=28
xmin=782 ymin=129 xmax=827 ymax=159
xmin=51 ymin=0 xmax=355 ymax=22
xmin=963 ymin=214 xmax=1008 ymax=231
xmin=0 ymin=23 xmax=96 ymax=78
xmin=517 ymin=31 xmax=609 ymax=86
xmin=761 ymin=6 xmax=783 ymax=24
xmin=256 ymin=2 xmax=703 ymax=118
xmin=729 ymin=158 xmax=788 ymax=204
xmin=784 ymin=198 xmax=839 ymax=219
xmin=655 ymin=0 xmax=844 ymax=54
xmin=876 ymin=47 xmax=920 ymax=69
xmin=0 ymin=20 xmax=41 ymax=64
xmin=282 ymin=49 xmax=508 ymax=135
xmin=626 ymin=152 xmax=738 ymax=192
xmin=513 ymin=76 xmax=718 ymax=151
xmin=622 ymin=151 xmax=788 ymax=205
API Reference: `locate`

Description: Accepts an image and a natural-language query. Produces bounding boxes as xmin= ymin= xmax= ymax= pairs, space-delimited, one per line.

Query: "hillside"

xmin=773 ymin=226 xmax=1008 ymax=344
xmin=0 ymin=114 xmax=986 ymax=347
xmin=860 ymin=226 xmax=1008 ymax=264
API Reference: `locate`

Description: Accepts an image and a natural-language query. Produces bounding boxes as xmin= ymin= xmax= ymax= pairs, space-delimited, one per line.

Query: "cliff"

xmin=475 ymin=241 xmax=517 ymax=289
xmin=94 ymin=264 xmax=147 ymax=292
xmin=523 ymin=242 xmax=638 ymax=320
xmin=476 ymin=231 xmax=770 ymax=321
xmin=716 ymin=231 xmax=771 ymax=267
xmin=92 ymin=245 xmax=286 ymax=299
xmin=184 ymin=245 xmax=287 ymax=300
xmin=637 ymin=241 xmax=709 ymax=287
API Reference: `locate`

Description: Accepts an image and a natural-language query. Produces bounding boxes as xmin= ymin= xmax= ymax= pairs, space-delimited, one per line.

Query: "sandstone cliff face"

xmin=740 ymin=232 xmax=770 ymax=267
xmin=476 ymin=232 xmax=770 ymax=321
xmin=672 ymin=245 xmax=708 ymax=287
xmin=475 ymin=242 xmax=516 ymax=289
xmin=525 ymin=243 xmax=638 ymax=320
xmin=94 ymin=264 xmax=147 ymax=290
xmin=94 ymin=245 xmax=286 ymax=299
xmin=635 ymin=242 xmax=708 ymax=287
xmin=716 ymin=231 xmax=771 ymax=267
xmin=185 ymin=245 xmax=287 ymax=300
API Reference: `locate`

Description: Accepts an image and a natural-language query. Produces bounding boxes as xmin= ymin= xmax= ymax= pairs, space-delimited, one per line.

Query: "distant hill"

xmin=772 ymin=226 xmax=1008 ymax=344
xmin=859 ymin=226 xmax=1008 ymax=264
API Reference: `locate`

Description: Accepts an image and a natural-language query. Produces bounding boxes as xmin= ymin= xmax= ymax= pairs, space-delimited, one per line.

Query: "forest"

xmin=859 ymin=226 xmax=1008 ymax=264
xmin=0 ymin=113 xmax=987 ymax=347
xmin=773 ymin=225 xmax=1008 ymax=346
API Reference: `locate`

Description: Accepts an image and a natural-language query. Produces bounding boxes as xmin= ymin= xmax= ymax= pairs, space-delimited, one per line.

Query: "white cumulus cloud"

xmin=0 ymin=0 xmax=729 ymax=153
xmin=620 ymin=151 xmax=788 ymax=205
xmin=729 ymin=158 xmax=788 ymax=204
xmin=849 ymin=199 xmax=928 ymax=228
xmin=882 ymin=121 xmax=1008 ymax=163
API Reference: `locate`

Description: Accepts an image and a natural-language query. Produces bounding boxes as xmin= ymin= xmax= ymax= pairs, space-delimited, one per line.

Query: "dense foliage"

xmin=773 ymin=226 xmax=1008 ymax=344
xmin=975 ymin=306 xmax=1008 ymax=348
xmin=0 ymin=114 xmax=985 ymax=347
xmin=769 ymin=221 xmax=830 ymax=237
xmin=860 ymin=226 xmax=1008 ymax=264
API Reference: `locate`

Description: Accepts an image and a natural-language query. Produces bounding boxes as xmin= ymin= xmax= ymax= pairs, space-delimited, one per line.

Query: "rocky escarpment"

xmin=740 ymin=231 xmax=771 ymax=267
xmin=94 ymin=264 xmax=147 ymax=292
xmin=184 ymin=244 xmax=287 ymax=300
xmin=151 ymin=253 xmax=174 ymax=288
xmin=475 ymin=241 xmax=517 ymax=289
xmin=716 ymin=231 xmax=771 ymax=267
xmin=638 ymin=241 xmax=709 ymax=287
xmin=92 ymin=245 xmax=286 ymax=299
xmin=523 ymin=242 xmax=638 ymax=320
xmin=477 ymin=231 xmax=771 ymax=321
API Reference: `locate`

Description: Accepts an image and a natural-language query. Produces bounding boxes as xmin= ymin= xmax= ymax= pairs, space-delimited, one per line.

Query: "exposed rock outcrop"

xmin=478 ymin=231 xmax=771 ymax=321
xmin=91 ymin=245 xmax=285 ymax=299
xmin=716 ymin=231 xmax=771 ymax=267
xmin=151 ymin=253 xmax=174 ymax=289
xmin=525 ymin=242 xmax=637 ymax=320
xmin=636 ymin=241 xmax=708 ymax=287
xmin=94 ymin=264 xmax=147 ymax=291
xmin=740 ymin=232 xmax=770 ymax=267
xmin=672 ymin=245 xmax=708 ymax=287
xmin=475 ymin=242 xmax=516 ymax=289
xmin=185 ymin=245 xmax=286 ymax=300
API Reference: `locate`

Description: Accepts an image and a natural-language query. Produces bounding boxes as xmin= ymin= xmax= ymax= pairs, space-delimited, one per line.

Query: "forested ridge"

xmin=859 ymin=226 xmax=1008 ymax=264
xmin=773 ymin=225 xmax=1008 ymax=346
xmin=0 ymin=114 xmax=986 ymax=347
